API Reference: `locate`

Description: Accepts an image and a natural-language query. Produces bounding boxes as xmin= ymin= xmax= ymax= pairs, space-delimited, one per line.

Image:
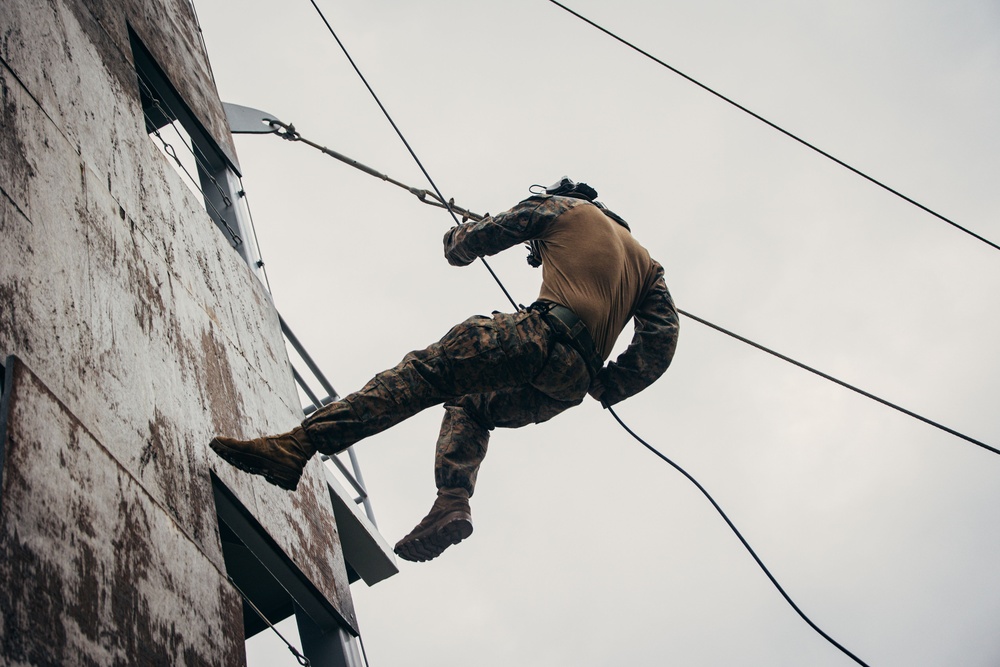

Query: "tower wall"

xmin=0 ymin=0 xmax=356 ymax=662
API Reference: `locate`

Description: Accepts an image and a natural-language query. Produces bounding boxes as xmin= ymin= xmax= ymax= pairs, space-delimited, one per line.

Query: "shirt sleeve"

xmin=443 ymin=195 xmax=573 ymax=266
xmin=594 ymin=262 xmax=679 ymax=406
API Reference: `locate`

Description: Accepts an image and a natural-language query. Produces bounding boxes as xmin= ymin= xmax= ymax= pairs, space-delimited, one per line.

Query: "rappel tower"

xmin=0 ymin=0 xmax=395 ymax=663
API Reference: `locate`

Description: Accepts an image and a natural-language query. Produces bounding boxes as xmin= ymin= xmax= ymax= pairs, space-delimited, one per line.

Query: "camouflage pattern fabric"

xmin=442 ymin=195 xmax=585 ymax=267
xmin=302 ymin=308 xmax=590 ymax=494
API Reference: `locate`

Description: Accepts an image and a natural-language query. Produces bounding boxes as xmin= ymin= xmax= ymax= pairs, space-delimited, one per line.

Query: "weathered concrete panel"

xmin=0 ymin=69 xmax=355 ymax=629
xmin=0 ymin=358 xmax=245 ymax=666
xmin=1 ymin=0 xmax=147 ymax=219
xmin=0 ymin=0 xmax=359 ymax=641
xmin=0 ymin=0 xmax=238 ymax=185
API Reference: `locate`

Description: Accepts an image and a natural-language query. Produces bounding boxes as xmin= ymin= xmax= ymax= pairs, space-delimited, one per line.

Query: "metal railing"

xmin=278 ymin=314 xmax=377 ymax=527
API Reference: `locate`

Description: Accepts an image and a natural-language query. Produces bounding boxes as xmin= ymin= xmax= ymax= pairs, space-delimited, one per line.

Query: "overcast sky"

xmin=192 ymin=1 xmax=1000 ymax=665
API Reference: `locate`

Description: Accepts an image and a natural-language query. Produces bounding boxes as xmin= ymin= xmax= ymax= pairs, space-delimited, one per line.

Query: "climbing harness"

xmin=531 ymin=301 xmax=603 ymax=379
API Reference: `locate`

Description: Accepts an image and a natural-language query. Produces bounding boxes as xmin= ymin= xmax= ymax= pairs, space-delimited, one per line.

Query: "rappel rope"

xmin=606 ymin=407 xmax=870 ymax=666
xmin=304 ymin=0 xmax=519 ymax=312
xmin=290 ymin=2 xmax=876 ymax=665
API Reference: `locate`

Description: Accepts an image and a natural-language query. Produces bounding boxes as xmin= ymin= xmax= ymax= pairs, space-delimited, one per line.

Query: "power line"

xmin=545 ymin=0 xmax=1000 ymax=254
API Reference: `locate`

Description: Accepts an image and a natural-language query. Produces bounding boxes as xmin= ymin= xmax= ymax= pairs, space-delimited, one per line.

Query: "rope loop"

xmin=269 ymin=118 xmax=301 ymax=141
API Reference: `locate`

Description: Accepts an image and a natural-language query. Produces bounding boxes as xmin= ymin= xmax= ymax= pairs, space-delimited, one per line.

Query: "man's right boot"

xmin=209 ymin=426 xmax=316 ymax=491
xmin=393 ymin=488 xmax=473 ymax=562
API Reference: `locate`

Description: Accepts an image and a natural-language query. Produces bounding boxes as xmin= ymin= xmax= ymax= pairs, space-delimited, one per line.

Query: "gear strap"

xmin=531 ymin=302 xmax=604 ymax=379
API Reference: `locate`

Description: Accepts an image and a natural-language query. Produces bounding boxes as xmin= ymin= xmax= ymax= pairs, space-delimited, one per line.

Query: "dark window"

xmin=128 ymin=28 xmax=264 ymax=275
xmin=212 ymin=475 xmax=363 ymax=666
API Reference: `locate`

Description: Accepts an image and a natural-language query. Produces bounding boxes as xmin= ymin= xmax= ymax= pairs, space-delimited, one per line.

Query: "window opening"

xmin=128 ymin=28 xmax=266 ymax=282
xmin=212 ymin=475 xmax=364 ymax=667
xmin=146 ymin=105 xmax=202 ymax=201
xmin=245 ymin=615 xmax=303 ymax=667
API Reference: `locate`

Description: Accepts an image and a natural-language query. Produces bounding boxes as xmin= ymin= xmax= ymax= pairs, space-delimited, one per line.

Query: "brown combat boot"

xmin=394 ymin=488 xmax=473 ymax=562
xmin=209 ymin=426 xmax=316 ymax=491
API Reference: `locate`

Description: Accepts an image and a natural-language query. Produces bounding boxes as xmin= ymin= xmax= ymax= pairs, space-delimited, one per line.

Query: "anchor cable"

xmin=228 ymin=576 xmax=310 ymax=666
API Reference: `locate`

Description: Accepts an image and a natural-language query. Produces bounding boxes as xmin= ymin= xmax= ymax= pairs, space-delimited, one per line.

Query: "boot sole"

xmin=209 ymin=438 xmax=301 ymax=491
xmin=394 ymin=513 xmax=473 ymax=563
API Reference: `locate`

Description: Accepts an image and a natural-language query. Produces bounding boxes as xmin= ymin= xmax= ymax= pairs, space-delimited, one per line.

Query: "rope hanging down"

xmin=298 ymin=2 xmax=873 ymax=664
xmin=545 ymin=0 xmax=1000 ymax=254
xmin=137 ymin=76 xmax=243 ymax=247
xmin=607 ymin=405 xmax=871 ymax=667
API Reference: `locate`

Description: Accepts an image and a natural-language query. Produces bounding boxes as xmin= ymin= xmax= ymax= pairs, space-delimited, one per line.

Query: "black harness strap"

xmin=532 ymin=302 xmax=604 ymax=379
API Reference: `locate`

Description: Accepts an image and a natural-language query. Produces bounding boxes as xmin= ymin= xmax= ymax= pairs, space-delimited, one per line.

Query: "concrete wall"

xmin=0 ymin=0 xmax=356 ymax=662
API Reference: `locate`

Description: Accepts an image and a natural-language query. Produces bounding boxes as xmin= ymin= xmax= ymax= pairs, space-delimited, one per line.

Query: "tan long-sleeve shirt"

xmin=443 ymin=194 xmax=679 ymax=406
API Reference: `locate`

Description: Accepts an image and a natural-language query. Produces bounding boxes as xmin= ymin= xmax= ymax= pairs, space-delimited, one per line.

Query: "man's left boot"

xmin=394 ymin=488 xmax=473 ymax=562
xmin=209 ymin=426 xmax=316 ymax=491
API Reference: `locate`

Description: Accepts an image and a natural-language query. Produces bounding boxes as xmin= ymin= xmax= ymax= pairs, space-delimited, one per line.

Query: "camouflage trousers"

xmin=302 ymin=308 xmax=591 ymax=495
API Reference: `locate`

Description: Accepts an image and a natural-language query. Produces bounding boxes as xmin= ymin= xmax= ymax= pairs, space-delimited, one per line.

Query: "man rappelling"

xmin=210 ymin=177 xmax=679 ymax=562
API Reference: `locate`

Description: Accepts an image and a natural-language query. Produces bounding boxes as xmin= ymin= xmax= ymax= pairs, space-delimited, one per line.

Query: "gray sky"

xmin=193 ymin=1 xmax=1000 ymax=665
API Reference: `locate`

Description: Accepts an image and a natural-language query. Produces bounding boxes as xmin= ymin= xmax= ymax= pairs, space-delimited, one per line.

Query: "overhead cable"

xmin=298 ymin=2 xmax=870 ymax=662
xmin=545 ymin=0 xmax=1000 ymax=254
xmin=680 ymin=309 xmax=997 ymax=456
